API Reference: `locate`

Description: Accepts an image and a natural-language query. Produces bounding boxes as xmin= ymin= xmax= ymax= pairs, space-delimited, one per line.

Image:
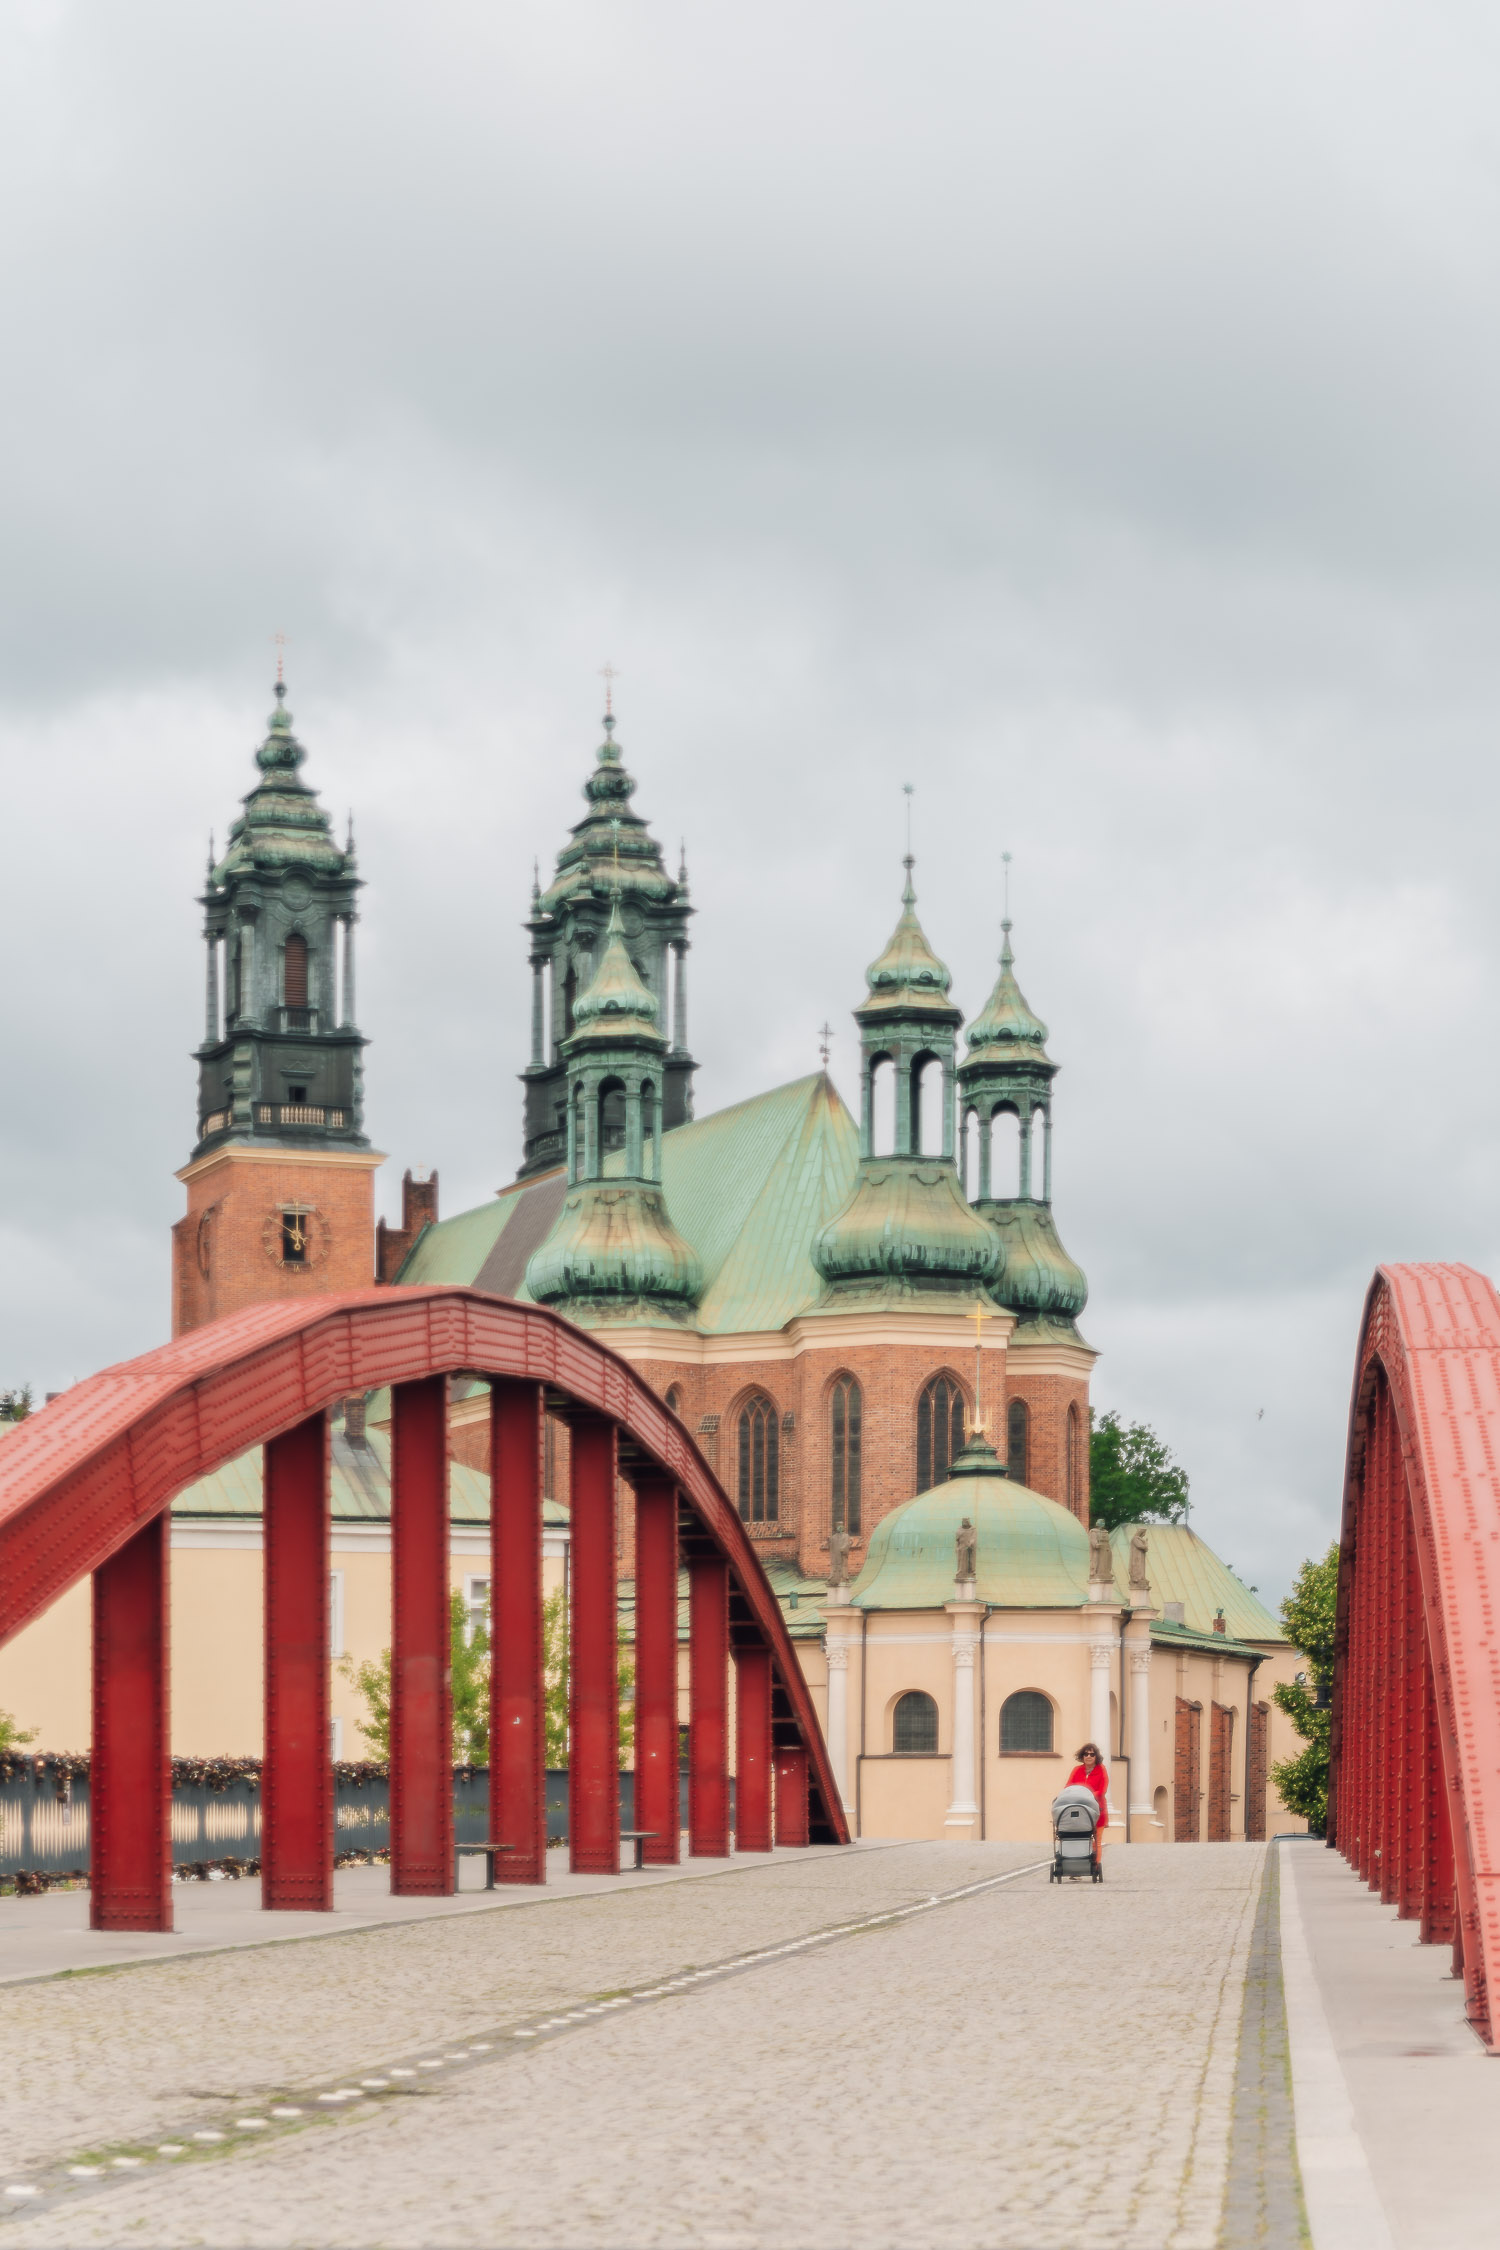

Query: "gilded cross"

xmin=599 ymin=662 xmax=619 ymax=717
xmin=273 ymin=629 xmax=288 ymax=684
xmin=818 ymin=1021 xmax=834 ymax=1068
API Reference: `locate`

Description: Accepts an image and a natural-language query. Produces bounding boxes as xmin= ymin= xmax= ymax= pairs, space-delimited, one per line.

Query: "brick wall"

xmin=173 ymin=1149 xmax=378 ymax=1334
xmin=1002 ymin=1367 xmax=1091 ymax=1520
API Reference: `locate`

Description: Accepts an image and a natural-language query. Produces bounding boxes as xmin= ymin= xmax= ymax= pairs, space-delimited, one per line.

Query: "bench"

xmin=455 ymin=1840 xmax=514 ymax=1891
xmin=456 ymin=1832 xmax=660 ymax=1883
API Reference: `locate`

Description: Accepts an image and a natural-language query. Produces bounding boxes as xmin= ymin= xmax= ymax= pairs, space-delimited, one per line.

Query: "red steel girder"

xmin=0 ymin=1288 xmax=849 ymax=1859
xmin=688 ymin=1555 xmax=730 ymax=1858
xmin=390 ymin=1376 xmax=453 ymax=1895
xmin=569 ymin=1415 xmax=619 ymax=1875
xmin=633 ymin=1475 xmax=681 ymax=1865
xmin=489 ymin=1380 xmax=546 ymax=1885
xmin=773 ymin=1746 xmax=809 ymax=1847
xmin=734 ymin=1644 xmax=773 ymax=1853
xmin=1335 ymin=1264 xmax=1500 ymax=2047
xmin=262 ymin=1412 xmax=333 ymax=1910
xmin=90 ymin=1515 xmax=172 ymax=1932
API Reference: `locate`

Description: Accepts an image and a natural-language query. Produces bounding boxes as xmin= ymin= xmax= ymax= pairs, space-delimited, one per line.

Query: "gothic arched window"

xmin=1066 ymin=1403 xmax=1081 ymax=1515
xmin=916 ymin=1374 xmax=965 ymax=1493
xmin=1007 ymin=1397 xmax=1029 ymax=1487
xmin=283 ymin=933 xmax=309 ymax=1011
xmin=665 ymin=1385 xmax=682 ymax=1417
xmin=737 ymin=1393 xmax=779 ymax=1524
xmin=892 ymin=1690 xmax=939 ymax=1755
xmin=1000 ymin=1691 xmax=1054 ymax=1754
xmin=830 ymin=1375 xmax=862 ymax=1535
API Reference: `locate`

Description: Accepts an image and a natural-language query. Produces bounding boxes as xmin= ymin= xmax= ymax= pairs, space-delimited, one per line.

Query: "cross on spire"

xmin=273 ymin=630 xmax=288 ymax=685
xmin=818 ymin=1020 xmax=835 ymax=1069
xmin=599 ymin=662 xmax=619 ymax=718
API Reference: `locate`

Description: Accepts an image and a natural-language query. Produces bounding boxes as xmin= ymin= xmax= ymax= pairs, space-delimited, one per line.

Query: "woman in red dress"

xmin=1067 ymin=1743 xmax=1109 ymax=1839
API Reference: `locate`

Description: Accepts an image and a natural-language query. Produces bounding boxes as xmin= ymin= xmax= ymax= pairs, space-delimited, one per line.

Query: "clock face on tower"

xmin=263 ymin=1206 xmax=332 ymax=1269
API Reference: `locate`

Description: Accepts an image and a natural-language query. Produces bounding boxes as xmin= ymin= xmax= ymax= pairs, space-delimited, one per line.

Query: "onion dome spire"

xmin=956 ymin=914 xmax=1087 ymax=1336
xmin=213 ymin=679 xmax=350 ymax=882
xmin=860 ymin=856 xmax=955 ymax=1014
xmin=812 ymin=856 xmax=1001 ymax=1305
xmin=568 ymin=890 xmax=663 ymax=1046
xmin=525 ymin=850 xmax=701 ymax=1324
xmin=966 ymin=920 xmax=1050 ymax=1054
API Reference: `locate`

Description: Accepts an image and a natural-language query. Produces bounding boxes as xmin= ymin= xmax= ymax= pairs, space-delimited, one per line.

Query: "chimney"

xmin=1212 ymin=1609 xmax=1227 ymax=1635
xmin=344 ymin=1394 xmax=368 ymax=1446
xmin=376 ymin=1167 xmax=440 ymax=1283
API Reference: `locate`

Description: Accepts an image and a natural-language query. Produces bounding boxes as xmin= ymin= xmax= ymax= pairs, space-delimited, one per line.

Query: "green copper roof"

xmin=857 ymin=859 xmax=959 ymax=1020
xmin=525 ymin=1181 xmax=702 ymax=1321
xmin=537 ymin=716 xmax=682 ymax=918
xmin=966 ymin=922 xmax=1049 ymax=1054
xmin=565 ymin=892 xmax=665 ymax=1049
xmin=1109 ymin=1523 xmax=1285 ymax=1643
xmin=170 ymin=1423 xmax=569 ymax=1529
xmin=981 ymin=1201 xmax=1087 ymax=1324
xmin=849 ymin=1467 xmax=1091 ymax=1609
xmin=813 ymin=1155 xmax=1001 ymax=1301
xmin=213 ymin=683 xmax=348 ymax=882
xmin=399 ymin=1075 xmax=860 ymax=1335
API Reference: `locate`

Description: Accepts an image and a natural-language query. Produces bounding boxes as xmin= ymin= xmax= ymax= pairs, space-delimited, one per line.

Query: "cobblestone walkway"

xmin=3 ymin=1842 xmax=1267 ymax=2249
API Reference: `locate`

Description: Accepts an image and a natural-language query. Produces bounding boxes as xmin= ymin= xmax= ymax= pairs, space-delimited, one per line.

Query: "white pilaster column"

xmin=1088 ymin=1640 xmax=1112 ymax=1764
xmin=824 ymin=1641 xmax=850 ymax=1812
xmin=945 ymin=1601 xmax=983 ymax=1837
xmin=1128 ymin=1642 xmax=1154 ymax=1830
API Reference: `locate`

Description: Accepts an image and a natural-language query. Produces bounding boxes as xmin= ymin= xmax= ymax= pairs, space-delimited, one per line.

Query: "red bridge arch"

xmin=1333 ymin=1262 xmax=1500 ymax=2048
xmin=0 ymin=1288 xmax=848 ymax=1931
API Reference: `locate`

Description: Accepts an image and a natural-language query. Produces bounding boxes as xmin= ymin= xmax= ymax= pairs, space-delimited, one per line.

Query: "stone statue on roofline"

xmin=825 ymin=1529 xmax=854 ymax=1587
xmin=1088 ymin=1520 xmax=1113 ymax=1588
xmin=1129 ymin=1525 xmax=1150 ymax=1596
xmin=954 ymin=1516 xmax=977 ymax=1585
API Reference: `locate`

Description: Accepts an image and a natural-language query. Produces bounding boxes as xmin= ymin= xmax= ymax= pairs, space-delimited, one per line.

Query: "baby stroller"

xmin=1050 ymin=1783 xmax=1103 ymax=1883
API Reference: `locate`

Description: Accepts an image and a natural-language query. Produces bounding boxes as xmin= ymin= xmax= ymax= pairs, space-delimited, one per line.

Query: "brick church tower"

xmin=171 ymin=680 xmax=383 ymax=1334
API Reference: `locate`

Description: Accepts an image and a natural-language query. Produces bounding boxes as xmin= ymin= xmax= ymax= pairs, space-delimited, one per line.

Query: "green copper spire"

xmin=957 ymin=915 xmax=1087 ymax=1333
xmin=524 ymin=864 xmax=701 ymax=1323
xmin=520 ymin=706 xmax=695 ymax=1177
xmin=812 ymin=858 xmax=1001 ymax=1304
xmin=192 ymin=680 xmax=367 ymax=1157
xmin=965 ymin=921 xmax=1049 ymax=1052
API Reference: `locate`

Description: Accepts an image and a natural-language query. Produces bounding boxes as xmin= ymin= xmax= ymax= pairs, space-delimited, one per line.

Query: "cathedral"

xmin=2 ymin=683 xmax=1306 ymax=1846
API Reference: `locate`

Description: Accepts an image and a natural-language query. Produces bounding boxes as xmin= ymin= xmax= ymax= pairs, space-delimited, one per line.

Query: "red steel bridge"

xmin=0 ymin=1288 xmax=847 ymax=1931
xmin=1333 ymin=1263 xmax=1500 ymax=2051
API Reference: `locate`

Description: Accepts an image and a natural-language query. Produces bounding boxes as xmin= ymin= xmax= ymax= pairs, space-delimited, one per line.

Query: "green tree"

xmin=0 ymin=1386 xmax=33 ymax=1423
xmin=1087 ymin=1410 xmax=1191 ymax=1532
xmin=341 ymin=1588 xmax=634 ymax=1768
xmin=1270 ymin=1541 xmax=1338 ymax=1834
xmin=0 ymin=1707 xmax=38 ymax=1752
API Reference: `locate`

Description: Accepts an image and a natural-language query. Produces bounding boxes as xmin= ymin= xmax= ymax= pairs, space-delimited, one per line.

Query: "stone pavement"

xmin=1 ymin=1840 xmax=1267 ymax=2249
xmin=0 ymin=1845 xmax=850 ymax=1986
xmin=1281 ymin=1837 xmax=1497 ymax=2250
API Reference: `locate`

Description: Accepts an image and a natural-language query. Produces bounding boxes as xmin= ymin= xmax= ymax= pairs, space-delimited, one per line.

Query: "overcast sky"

xmin=4 ymin=1 xmax=1500 ymax=1602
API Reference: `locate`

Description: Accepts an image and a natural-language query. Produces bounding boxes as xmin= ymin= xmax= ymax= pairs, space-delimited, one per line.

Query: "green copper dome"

xmin=538 ymin=717 xmax=681 ymax=916
xmin=966 ymin=921 xmax=1049 ymax=1054
xmin=985 ymin=1201 xmax=1088 ymax=1325
xmin=858 ymin=859 xmax=958 ymax=1019
xmin=812 ymin=1157 xmax=1001 ymax=1299
xmin=566 ymin=894 xmax=664 ymax=1049
xmin=849 ymin=1446 xmax=1091 ymax=1609
xmin=213 ymin=684 xmax=347 ymax=881
xmin=524 ymin=1182 xmax=702 ymax=1322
